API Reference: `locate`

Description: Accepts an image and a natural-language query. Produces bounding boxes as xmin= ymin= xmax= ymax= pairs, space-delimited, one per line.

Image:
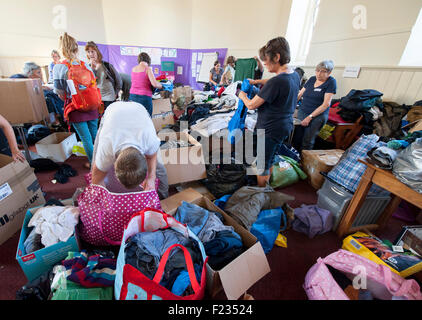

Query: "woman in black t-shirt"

xmin=239 ymin=37 xmax=300 ymax=187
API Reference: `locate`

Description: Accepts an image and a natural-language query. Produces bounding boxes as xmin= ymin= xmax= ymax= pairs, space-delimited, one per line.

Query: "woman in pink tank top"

xmin=129 ymin=53 xmax=163 ymax=116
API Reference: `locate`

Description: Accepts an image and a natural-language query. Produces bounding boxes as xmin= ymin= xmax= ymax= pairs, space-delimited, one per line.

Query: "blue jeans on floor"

xmin=129 ymin=94 xmax=153 ymax=116
xmin=72 ymin=120 xmax=98 ymax=163
xmin=297 ymin=109 xmax=328 ymax=150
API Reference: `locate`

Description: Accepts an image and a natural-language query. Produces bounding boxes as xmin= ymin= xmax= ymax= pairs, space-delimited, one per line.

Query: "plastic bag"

xmin=72 ymin=142 xmax=86 ymax=156
xmin=393 ymin=138 xmax=422 ymax=193
xmin=270 ymin=156 xmax=307 ymax=189
xmin=250 ymin=207 xmax=285 ymax=254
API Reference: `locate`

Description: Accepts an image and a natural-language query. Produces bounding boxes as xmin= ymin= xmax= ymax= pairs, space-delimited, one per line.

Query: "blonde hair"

xmin=115 ymin=147 xmax=147 ymax=189
xmin=59 ymin=33 xmax=79 ymax=60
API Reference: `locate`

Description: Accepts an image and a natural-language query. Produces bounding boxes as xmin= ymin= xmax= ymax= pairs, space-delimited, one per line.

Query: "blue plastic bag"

xmin=250 ymin=207 xmax=286 ymax=254
xmin=227 ymin=79 xmax=259 ymax=145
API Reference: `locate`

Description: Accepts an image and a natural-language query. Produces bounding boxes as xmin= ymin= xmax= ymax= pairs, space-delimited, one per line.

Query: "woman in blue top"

xmin=239 ymin=37 xmax=300 ymax=187
xmin=297 ymin=60 xmax=337 ymax=150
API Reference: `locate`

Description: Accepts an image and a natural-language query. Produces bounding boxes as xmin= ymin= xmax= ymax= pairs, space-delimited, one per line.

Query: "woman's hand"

xmin=238 ymin=91 xmax=247 ymax=101
xmin=12 ymin=148 xmax=25 ymax=162
xmin=248 ymin=79 xmax=257 ymax=85
xmin=301 ymin=117 xmax=312 ymax=127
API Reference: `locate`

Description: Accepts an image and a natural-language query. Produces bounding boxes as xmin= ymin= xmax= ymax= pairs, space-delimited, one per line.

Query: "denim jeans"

xmin=129 ymin=94 xmax=153 ymax=116
xmin=72 ymin=120 xmax=98 ymax=163
xmin=297 ymin=109 xmax=328 ymax=150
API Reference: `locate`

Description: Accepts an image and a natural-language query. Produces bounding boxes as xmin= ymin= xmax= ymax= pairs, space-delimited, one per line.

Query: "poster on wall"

xmin=168 ymin=49 xmax=177 ymax=58
xmin=141 ymin=47 xmax=162 ymax=65
xmin=198 ymin=53 xmax=203 ymax=61
xmin=120 ymin=46 xmax=141 ymax=56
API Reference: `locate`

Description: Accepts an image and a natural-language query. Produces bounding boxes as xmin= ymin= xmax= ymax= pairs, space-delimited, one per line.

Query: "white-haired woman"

xmin=297 ymin=60 xmax=337 ymax=150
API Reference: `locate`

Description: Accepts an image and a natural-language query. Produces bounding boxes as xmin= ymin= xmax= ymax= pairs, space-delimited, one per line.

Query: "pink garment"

xmin=130 ymin=69 xmax=153 ymax=97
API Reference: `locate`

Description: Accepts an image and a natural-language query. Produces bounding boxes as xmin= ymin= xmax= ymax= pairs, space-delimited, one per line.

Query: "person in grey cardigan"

xmin=85 ymin=41 xmax=122 ymax=110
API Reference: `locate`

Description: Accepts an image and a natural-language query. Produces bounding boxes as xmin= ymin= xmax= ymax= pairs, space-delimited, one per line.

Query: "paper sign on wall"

xmin=198 ymin=53 xmax=203 ymax=61
xmin=343 ymin=66 xmax=361 ymax=78
xmin=168 ymin=49 xmax=177 ymax=58
xmin=120 ymin=46 xmax=141 ymax=56
xmin=177 ymin=66 xmax=183 ymax=75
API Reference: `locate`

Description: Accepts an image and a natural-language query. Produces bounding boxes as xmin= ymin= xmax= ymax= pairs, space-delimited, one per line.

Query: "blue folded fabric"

xmin=204 ymin=230 xmax=243 ymax=256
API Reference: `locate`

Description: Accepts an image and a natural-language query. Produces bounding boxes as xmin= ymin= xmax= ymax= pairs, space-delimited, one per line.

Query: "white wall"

xmin=190 ymin=0 xmax=292 ymax=60
xmin=101 ymin=0 xmax=192 ymax=48
xmin=306 ymin=0 xmax=422 ymax=67
xmin=0 ymin=0 xmax=106 ymax=76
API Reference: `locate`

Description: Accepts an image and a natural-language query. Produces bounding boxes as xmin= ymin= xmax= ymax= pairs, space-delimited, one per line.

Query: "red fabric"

xmin=328 ymin=103 xmax=348 ymax=124
xmin=155 ymin=75 xmax=167 ymax=81
xmin=217 ymin=86 xmax=225 ymax=97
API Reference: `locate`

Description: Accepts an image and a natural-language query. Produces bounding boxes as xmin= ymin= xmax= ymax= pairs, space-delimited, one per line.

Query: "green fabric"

xmin=270 ymin=156 xmax=307 ymax=189
xmin=161 ymin=61 xmax=175 ymax=72
xmin=234 ymin=58 xmax=257 ymax=82
xmin=318 ymin=124 xmax=335 ymax=140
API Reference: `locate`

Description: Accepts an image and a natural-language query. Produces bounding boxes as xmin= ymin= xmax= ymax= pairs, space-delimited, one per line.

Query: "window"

xmin=399 ymin=7 xmax=422 ymax=67
xmin=285 ymin=0 xmax=320 ymax=66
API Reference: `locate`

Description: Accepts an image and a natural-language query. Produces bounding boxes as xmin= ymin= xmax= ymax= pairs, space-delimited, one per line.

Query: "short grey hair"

xmin=51 ymin=50 xmax=61 ymax=58
xmin=23 ymin=62 xmax=41 ymax=77
xmin=316 ymin=60 xmax=334 ymax=72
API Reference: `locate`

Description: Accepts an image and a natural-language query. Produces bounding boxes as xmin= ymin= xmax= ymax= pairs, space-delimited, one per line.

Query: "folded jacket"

xmin=203 ymin=230 xmax=243 ymax=256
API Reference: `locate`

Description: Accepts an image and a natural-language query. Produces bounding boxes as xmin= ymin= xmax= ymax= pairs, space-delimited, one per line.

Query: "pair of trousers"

xmin=297 ymin=109 xmax=328 ymax=151
xmin=72 ymin=120 xmax=98 ymax=163
xmin=129 ymin=94 xmax=153 ymax=116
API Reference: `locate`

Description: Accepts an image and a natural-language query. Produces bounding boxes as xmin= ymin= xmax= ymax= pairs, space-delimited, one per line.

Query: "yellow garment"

xmin=275 ymin=233 xmax=287 ymax=248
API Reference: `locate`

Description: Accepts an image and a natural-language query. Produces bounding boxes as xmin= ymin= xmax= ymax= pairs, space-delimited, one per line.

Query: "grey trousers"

xmin=92 ymin=118 xmax=169 ymax=199
xmin=297 ymin=109 xmax=328 ymax=150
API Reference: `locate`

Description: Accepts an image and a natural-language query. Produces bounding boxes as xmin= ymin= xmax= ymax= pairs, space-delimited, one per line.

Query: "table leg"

xmin=336 ymin=166 xmax=375 ymax=238
xmin=376 ymin=194 xmax=402 ymax=230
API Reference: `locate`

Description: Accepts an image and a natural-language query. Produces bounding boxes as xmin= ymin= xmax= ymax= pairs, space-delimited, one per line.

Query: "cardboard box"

xmin=35 ymin=132 xmax=77 ymax=162
xmin=152 ymin=98 xmax=172 ymax=115
xmin=175 ymin=181 xmax=216 ymax=201
xmin=395 ymin=226 xmax=422 ymax=257
xmin=302 ymin=149 xmax=344 ymax=190
xmin=161 ymin=188 xmax=271 ymax=300
xmin=0 ymin=154 xmax=46 ymax=246
xmin=0 ymin=78 xmax=49 ymax=125
xmin=158 ymin=131 xmax=207 ymax=185
xmin=152 ymin=112 xmax=175 ymax=132
xmin=16 ymin=199 xmax=81 ymax=282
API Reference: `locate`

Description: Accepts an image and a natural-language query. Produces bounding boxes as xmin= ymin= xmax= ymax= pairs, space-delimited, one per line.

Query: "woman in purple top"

xmin=53 ymin=33 xmax=99 ymax=169
xmin=129 ymin=52 xmax=163 ymax=116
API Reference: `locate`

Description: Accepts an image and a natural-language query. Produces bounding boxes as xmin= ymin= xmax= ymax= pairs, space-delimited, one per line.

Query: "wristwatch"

xmin=308 ymin=114 xmax=313 ymax=119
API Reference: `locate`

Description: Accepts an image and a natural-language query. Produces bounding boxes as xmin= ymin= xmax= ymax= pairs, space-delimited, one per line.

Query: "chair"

xmin=328 ymin=106 xmax=363 ymax=150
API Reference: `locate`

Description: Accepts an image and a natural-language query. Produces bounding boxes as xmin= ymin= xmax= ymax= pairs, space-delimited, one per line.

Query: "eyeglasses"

xmin=315 ymin=69 xmax=329 ymax=73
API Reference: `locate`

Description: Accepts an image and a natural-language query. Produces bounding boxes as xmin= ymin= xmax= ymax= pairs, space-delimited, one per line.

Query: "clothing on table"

xmin=27 ymin=206 xmax=79 ymax=249
xmin=129 ymin=93 xmax=153 ymax=116
xmin=367 ymin=146 xmax=398 ymax=170
xmin=48 ymin=61 xmax=56 ymax=83
xmin=160 ymin=140 xmax=194 ymax=150
xmin=257 ymin=72 xmax=300 ymax=141
xmin=224 ymin=185 xmax=294 ymax=230
xmin=297 ymin=108 xmax=329 ymax=151
xmin=94 ymin=64 xmax=116 ymax=102
xmin=300 ymin=76 xmax=337 ymax=116
xmin=62 ymin=250 xmax=116 ymax=288
xmin=72 ymin=119 xmax=98 ymax=163
xmin=210 ymin=67 xmax=224 ymax=84
xmin=93 ymin=101 xmax=160 ymax=173
xmin=234 ymin=58 xmax=257 ymax=82
xmin=130 ymin=69 xmax=153 ymax=97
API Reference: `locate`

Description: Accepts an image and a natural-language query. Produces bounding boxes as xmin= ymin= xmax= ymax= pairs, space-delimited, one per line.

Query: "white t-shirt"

xmin=94 ymin=101 xmax=160 ymax=172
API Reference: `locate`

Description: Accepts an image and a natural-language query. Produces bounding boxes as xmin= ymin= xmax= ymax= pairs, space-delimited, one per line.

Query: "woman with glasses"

xmin=296 ymin=60 xmax=337 ymax=150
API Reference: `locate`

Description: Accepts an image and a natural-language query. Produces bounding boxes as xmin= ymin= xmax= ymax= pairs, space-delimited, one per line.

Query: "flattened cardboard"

xmin=161 ymin=188 xmax=271 ymax=300
xmin=175 ymin=181 xmax=216 ymax=201
xmin=158 ymin=132 xmax=207 ymax=185
xmin=152 ymin=98 xmax=172 ymax=115
xmin=302 ymin=149 xmax=344 ymax=190
xmin=0 ymin=79 xmax=49 ymax=125
xmin=35 ymin=132 xmax=77 ymax=163
xmin=0 ymin=154 xmax=46 ymax=245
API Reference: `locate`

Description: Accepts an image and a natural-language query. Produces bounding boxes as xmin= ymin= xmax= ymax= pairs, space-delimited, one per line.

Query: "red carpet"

xmin=0 ymin=155 xmax=415 ymax=300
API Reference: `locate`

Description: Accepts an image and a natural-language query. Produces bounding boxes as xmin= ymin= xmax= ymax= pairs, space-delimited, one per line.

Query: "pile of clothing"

xmin=160 ymin=140 xmax=194 ymax=149
xmin=25 ymin=204 xmax=79 ymax=253
xmin=174 ymin=201 xmax=244 ymax=270
xmin=124 ymin=228 xmax=203 ymax=296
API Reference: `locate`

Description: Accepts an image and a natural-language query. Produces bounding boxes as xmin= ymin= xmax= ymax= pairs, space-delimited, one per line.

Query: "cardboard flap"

xmin=160 ymin=188 xmax=203 ymax=215
xmin=218 ymin=242 xmax=271 ymax=300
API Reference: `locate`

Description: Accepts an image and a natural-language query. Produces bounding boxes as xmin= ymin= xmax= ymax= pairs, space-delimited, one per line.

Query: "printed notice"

xmin=0 ymin=183 xmax=13 ymax=202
